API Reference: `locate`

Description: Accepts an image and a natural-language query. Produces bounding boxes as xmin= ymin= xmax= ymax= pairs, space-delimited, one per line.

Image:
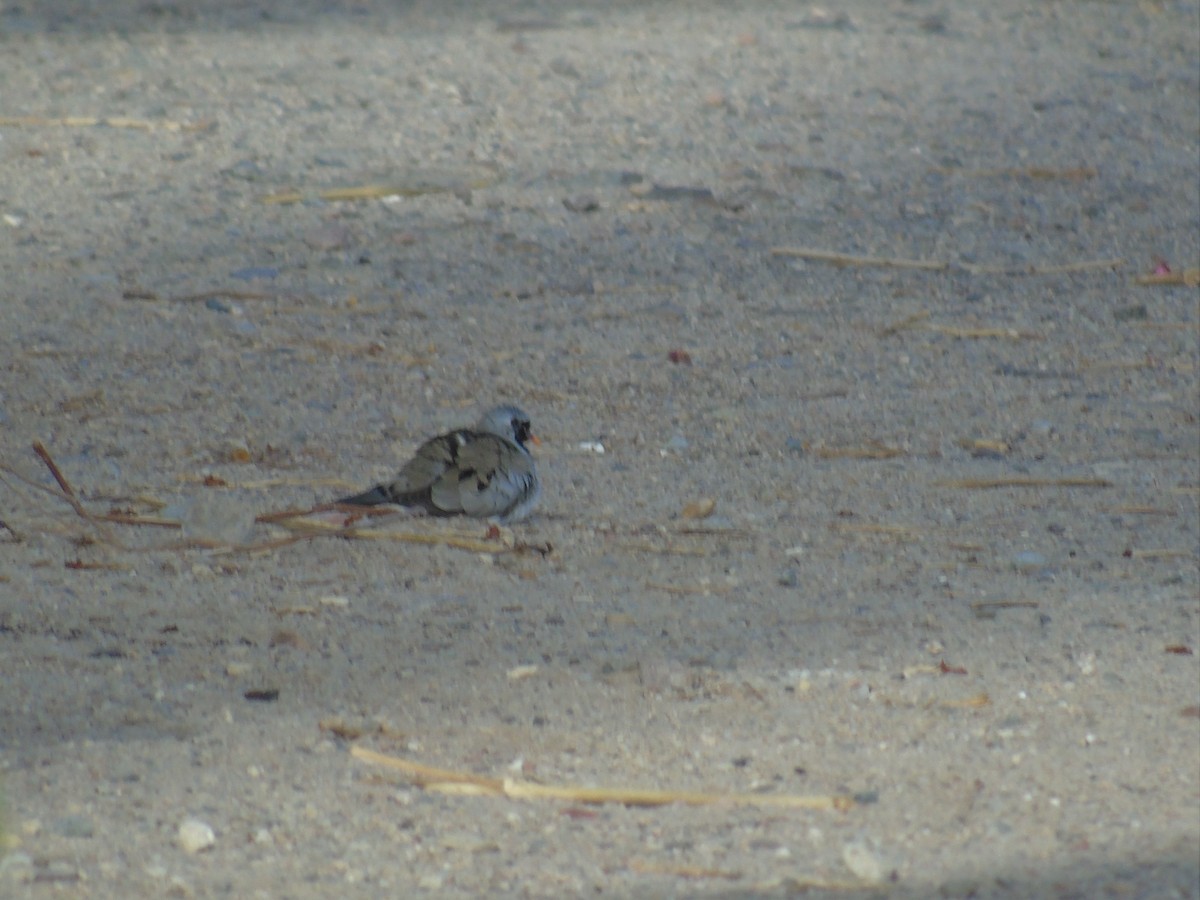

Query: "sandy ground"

xmin=1 ymin=1 xmax=1198 ymax=897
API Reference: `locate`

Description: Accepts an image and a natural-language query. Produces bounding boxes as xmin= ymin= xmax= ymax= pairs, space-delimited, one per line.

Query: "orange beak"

xmin=528 ymin=433 xmax=542 ymax=447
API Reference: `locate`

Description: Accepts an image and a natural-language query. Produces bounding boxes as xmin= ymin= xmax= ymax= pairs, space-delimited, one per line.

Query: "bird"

xmin=334 ymin=404 xmax=541 ymax=523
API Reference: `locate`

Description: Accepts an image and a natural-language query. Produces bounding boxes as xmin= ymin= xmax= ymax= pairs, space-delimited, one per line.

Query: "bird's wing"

xmin=337 ymin=429 xmax=469 ymax=508
xmin=429 ymin=434 xmax=538 ymax=519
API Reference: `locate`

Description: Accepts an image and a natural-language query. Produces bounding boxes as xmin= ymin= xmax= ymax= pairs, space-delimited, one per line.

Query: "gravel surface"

xmin=1 ymin=1 xmax=1198 ymax=897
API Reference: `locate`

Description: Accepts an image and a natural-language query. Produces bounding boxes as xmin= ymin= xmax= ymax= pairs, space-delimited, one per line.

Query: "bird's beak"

xmin=529 ymin=433 xmax=542 ymax=447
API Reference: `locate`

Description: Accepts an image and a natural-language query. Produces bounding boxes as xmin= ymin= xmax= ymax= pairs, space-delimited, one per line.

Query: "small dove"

xmin=336 ymin=404 xmax=541 ymax=523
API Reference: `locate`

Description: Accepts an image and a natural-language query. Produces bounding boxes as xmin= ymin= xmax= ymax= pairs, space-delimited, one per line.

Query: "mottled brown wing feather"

xmin=337 ymin=430 xmax=467 ymax=510
xmin=429 ymin=434 xmax=534 ymax=518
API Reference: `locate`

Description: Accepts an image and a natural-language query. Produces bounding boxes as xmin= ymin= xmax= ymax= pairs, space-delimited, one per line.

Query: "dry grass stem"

xmin=771 ymin=245 xmax=1121 ymax=277
xmin=958 ymin=258 xmax=1121 ymax=276
xmin=970 ymin=600 xmax=1040 ymax=617
xmin=1134 ymin=268 xmax=1200 ymax=287
xmin=618 ymin=542 xmax=709 ymax=556
xmin=10 ymin=444 xmax=123 ymax=547
xmin=813 ymin=444 xmax=905 ymax=460
xmin=351 ymin=746 xmax=853 ymax=810
xmin=32 ymin=441 xmax=76 ymax=498
xmin=770 ymin=246 xmax=947 ymax=270
xmin=0 ymin=115 xmax=208 ymax=131
xmin=98 ymin=513 xmax=182 ymax=528
xmin=627 ymin=860 xmax=742 ymax=880
xmin=879 ymin=310 xmax=931 ymax=335
xmin=932 ymin=165 xmax=1098 ymax=180
xmin=64 ymin=560 xmax=133 ymax=572
xmin=123 ymin=289 xmax=277 ymax=303
xmin=926 ymin=325 xmax=1040 ymax=339
xmin=937 ymin=477 xmax=1112 ymax=489
xmin=1129 ymin=549 xmax=1194 ymax=560
xmin=261 ymin=177 xmax=498 ymax=205
xmin=645 ymin=582 xmax=733 ymax=595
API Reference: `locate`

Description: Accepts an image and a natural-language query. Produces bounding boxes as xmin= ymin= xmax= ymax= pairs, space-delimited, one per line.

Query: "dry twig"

xmin=770 ymin=245 xmax=1121 ymax=277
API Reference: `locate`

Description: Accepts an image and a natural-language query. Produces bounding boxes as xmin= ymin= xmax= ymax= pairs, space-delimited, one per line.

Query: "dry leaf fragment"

xmin=942 ymin=692 xmax=990 ymax=709
xmin=561 ymin=807 xmax=599 ymax=820
xmin=319 ymin=718 xmax=366 ymax=740
xmin=269 ymin=629 xmax=309 ymax=650
xmin=1165 ymin=644 xmax=1194 ymax=655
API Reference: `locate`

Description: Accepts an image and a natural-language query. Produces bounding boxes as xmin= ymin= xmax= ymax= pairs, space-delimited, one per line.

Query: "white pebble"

xmin=177 ymin=818 xmax=215 ymax=854
xmin=841 ymin=840 xmax=886 ymax=883
xmin=506 ymin=664 xmax=539 ymax=681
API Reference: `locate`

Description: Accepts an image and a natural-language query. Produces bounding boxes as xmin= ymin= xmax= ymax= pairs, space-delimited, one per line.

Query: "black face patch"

xmin=513 ymin=418 xmax=533 ymax=445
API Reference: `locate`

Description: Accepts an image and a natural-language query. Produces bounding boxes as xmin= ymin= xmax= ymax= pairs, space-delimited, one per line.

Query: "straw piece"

xmin=351 ymin=746 xmax=853 ymax=811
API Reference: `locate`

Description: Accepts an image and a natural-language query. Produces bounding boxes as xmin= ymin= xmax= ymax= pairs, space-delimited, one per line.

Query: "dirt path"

xmin=1 ymin=1 xmax=1197 ymax=896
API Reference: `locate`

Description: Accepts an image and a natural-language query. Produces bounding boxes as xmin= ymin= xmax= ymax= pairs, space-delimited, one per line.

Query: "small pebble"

xmin=0 ymin=851 xmax=34 ymax=883
xmin=681 ymin=498 xmax=716 ymax=519
xmin=177 ymin=818 xmax=216 ymax=854
xmin=563 ymin=193 xmax=599 ymax=213
xmin=51 ymin=815 xmax=94 ymax=838
xmin=661 ymin=434 xmax=689 ymax=455
xmin=548 ymin=57 xmax=582 ymax=80
xmin=1013 ymin=550 xmax=1047 ymax=570
xmin=40 ymin=860 xmax=79 ymax=883
xmin=229 ymin=319 xmax=257 ymax=336
xmin=304 ymin=223 xmax=350 ymax=251
xmin=841 ymin=840 xmax=886 ymax=883
xmin=226 ymin=159 xmax=265 ymax=181
xmin=506 ymin=664 xmax=540 ymax=681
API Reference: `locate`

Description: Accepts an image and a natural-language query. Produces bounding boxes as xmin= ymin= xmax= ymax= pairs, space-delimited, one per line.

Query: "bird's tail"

xmin=335 ymin=485 xmax=393 ymax=506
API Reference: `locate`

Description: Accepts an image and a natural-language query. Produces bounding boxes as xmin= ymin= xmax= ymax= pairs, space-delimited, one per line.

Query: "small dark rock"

xmin=563 ymin=194 xmax=600 ymax=213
